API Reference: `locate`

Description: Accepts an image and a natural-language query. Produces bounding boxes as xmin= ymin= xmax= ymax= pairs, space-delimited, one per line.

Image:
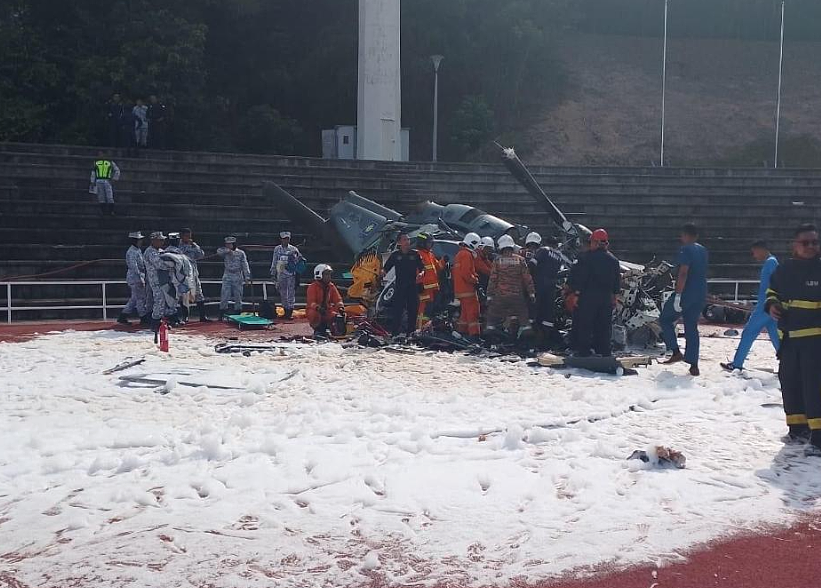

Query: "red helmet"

xmin=591 ymin=228 xmax=609 ymax=242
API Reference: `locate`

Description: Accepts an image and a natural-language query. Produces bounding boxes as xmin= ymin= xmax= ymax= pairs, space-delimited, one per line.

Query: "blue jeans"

xmin=660 ymin=297 xmax=703 ymax=365
xmin=732 ymin=310 xmax=780 ymax=368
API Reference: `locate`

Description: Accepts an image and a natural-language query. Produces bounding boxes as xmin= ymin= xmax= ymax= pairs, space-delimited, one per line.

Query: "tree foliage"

xmin=1 ymin=0 xmax=819 ymax=160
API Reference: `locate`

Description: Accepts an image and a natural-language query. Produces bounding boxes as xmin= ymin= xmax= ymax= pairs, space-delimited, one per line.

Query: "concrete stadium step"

xmin=8 ymin=141 xmax=821 ymax=178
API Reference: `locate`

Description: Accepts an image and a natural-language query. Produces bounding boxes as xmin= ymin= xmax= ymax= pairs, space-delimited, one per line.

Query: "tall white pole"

xmin=774 ymin=1 xmax=785 ymax=169
xmin=660 ymin=0 xmax=668 ymax=167
xmin=431 ymin=55 xmax=443 ymax=162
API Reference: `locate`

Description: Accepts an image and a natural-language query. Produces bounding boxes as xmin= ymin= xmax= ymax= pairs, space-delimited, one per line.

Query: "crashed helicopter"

xmin=265 ymin=144 xmax=673 ymax=347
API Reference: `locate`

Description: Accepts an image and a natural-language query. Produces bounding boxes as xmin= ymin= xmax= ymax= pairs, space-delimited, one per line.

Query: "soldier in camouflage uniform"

xmin=118 ymin=231 xmax=148 ymax=326
xmin=143 ymin=231 xmax=168 ymax=330
xmin=179 ymin=228 xmax=210 ymax=321
xmin=218 ymin=236 xmax=251 ymax=319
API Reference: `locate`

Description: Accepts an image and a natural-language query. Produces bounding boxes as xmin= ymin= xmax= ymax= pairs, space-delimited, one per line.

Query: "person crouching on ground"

xmin=307 ymin=264 xmax=344 ymax=338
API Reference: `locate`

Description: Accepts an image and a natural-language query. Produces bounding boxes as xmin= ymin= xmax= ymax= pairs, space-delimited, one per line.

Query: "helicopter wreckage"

xmin=265 ymin=144 xmax=674 ymax=350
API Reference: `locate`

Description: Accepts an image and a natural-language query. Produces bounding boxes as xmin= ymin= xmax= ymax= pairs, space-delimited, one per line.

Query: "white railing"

xmin=706 ymin=278 xmax=759 ymax=303
xmin=3 ymin=277 xmax=758 ymax=323
xmin=1 ymin=280 xmax=279 ymax=324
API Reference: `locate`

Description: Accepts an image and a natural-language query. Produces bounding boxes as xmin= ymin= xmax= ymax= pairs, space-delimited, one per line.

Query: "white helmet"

xmin=313 ymin=263 xmax=333 ymax=280
xmin=525 ymin=232 xmax=542 ymax=246
xmin=497 ymin=234 xmax=516 ymax=250
xmin=480 ymin=236 xmax=495 ymax=250
xmin=462 ymin=232 xmax=481 ymax=250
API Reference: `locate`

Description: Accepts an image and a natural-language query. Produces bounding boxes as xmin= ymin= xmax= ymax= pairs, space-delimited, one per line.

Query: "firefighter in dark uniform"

xmin=765 ymin=223 xmax=821 ymax=455
xmin=529 ymin=235 xmax=564 ymax=342
xmin=569 ymin=229 xmax=621 ymax=357
xmin=381 ymin=233 xmax=424 ymax=337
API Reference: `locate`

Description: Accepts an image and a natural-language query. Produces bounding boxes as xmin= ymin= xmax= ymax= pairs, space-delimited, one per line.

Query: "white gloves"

xmin=673 ymin=293 xmax=682 ymax=313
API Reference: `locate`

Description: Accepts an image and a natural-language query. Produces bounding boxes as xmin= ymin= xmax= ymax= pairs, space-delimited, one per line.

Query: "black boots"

xmin=139 ymin=314 xmax=151 ymax=326
xmin=98 ymin=203 xmax=115 ymax=216
xmin=197 ymin=301 xmax=211 ymax=322
xmin=785 ymin=424 xmax=811 ymax=444
xmin=116 ymin=313 xmax=130 ymax=325
xmin=218 ymin=309 xmax=225 ymax=322
xmin=284 ymin=308 xmax=293 ymax=320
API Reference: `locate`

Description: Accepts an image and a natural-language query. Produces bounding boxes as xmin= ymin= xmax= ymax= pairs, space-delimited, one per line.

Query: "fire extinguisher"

xmin=158 ymin=318 xmax=169 ymax=352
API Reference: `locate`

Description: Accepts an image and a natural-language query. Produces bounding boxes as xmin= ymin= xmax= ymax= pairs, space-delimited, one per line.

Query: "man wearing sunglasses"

xmin=661 ymin=223 xmax=709 ymax=376
xmin=765 ymin=223 xmax=821 ymax=455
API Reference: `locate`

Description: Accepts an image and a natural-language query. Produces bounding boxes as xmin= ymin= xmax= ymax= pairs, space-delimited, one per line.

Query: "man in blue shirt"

xmin=661 ymin=223 xmax=709 ymax=376
xmin=721 ymin=241 xmax=780 ymax=371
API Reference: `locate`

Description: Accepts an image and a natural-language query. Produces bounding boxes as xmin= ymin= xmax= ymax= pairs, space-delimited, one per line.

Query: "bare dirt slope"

xmin=527 ymin=33 xmax=821 ymax=166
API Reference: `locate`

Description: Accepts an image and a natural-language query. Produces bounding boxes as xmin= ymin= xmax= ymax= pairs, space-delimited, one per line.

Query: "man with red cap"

xmin=568 ymin=228 xmax=621 ymax=356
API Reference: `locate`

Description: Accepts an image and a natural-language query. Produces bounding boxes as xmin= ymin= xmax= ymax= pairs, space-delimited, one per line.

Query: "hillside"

xmin=525 ymin=33 xmax=821 ymax=166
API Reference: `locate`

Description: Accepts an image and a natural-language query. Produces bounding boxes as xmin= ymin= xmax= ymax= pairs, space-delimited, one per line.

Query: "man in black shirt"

xmin=569 ymin=229 xmax=621 ymax=357
xmin=381 ymin=233 xmax=424 ymax=336
xmin=765 ymin=223 xmax=821 ymax=455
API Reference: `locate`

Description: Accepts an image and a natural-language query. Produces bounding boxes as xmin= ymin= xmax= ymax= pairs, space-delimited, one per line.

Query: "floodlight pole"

xmin=774 ymin=1 xmax=785 ymax=169
xmin=660 ymin=0 xmax=669 ymax=167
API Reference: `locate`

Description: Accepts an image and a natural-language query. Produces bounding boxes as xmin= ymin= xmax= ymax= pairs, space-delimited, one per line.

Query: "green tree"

xmin=449 ymin=95 xmax=495 ymax=158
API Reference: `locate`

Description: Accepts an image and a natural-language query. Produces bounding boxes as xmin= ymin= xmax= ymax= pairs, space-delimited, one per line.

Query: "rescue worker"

xmin=486 ymin=234 xmax=535 ymax=338
xmin=721 ymin=240 xmax=780 ymax=371
xmin=118 ymin=232 xmax=148 ymax=326
xmin=271 ymin=231 xmax=303 ymax=320
xmin=475 ymin=236 xmax=495 ymax=290
xmin=765 ymin=223 xmax=821 ymax=454
xmin=90 ymin=151 xmax=120 ymax=216
xmin=415 ymin=232 xmax=444 ymax=329
xmin=218 ymin=236 xmax=251 ymax=319
xmin=179 ymin=228 xmax=210 ymax=322
xmin=661 ymin=223 xmax=709 ymax=376
xmin=530 ymin=235 xmax=565 ymax=339
xmin=524 ymin=232 xmax=542 ymax=262
xmin=382 ymin=233 xmax=424 ymax=337
xmin=569 ymin=229 xmax=621 ymax=357
xmin=143 ymin=231 xmax=168 ymax=331
xmin=307 ymin=264 xmax=344 ymax=338
xmin=453 ymin=233 xmax=483 ymax=337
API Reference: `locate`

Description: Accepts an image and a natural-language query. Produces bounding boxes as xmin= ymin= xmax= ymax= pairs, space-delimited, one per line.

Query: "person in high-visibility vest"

xmin=415 ymin=232 xmax=444 ymax=330
xmin=453 ymin=233 xmax=483 ymax=337
xmin=90 ymin=152 xmax=120 ymax=216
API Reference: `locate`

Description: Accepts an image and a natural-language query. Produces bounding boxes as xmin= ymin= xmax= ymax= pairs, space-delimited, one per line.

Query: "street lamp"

xmin=431 ymin=55 xmax=444 ymax=162
xmin=660 ymin=0 xmax=668 ymax=167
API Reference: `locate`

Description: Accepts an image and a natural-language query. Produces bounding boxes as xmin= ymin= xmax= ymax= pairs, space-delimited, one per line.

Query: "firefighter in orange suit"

xmin=415 ymin=232 xmax=445 ymax=329
xmin=453 ymin=232 xmax=483 ymax=337
xmin=306 ymin=264 xmax=344 ymax=337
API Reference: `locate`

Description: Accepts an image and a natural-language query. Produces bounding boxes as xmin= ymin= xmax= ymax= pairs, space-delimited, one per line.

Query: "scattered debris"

xmin=103 ymin=358 xmax=145 ymax=375
xmin=628 ymin=446 xmax=687 ymax=469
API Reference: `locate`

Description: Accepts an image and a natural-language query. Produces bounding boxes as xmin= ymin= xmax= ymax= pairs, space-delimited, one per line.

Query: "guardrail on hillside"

xmin=2 ymin=280 xmax=279 ymax=323
xmin=3 ymin=278 xmax=757 ymax=324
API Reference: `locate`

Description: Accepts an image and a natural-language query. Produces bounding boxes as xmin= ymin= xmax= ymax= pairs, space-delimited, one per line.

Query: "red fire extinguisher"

xmin=158 ymin=318 xmax=169 ymax=352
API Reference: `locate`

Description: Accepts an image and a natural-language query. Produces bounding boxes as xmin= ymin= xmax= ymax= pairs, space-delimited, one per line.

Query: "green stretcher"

xmin=226 ymin=313 xmax=274 ymax=330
